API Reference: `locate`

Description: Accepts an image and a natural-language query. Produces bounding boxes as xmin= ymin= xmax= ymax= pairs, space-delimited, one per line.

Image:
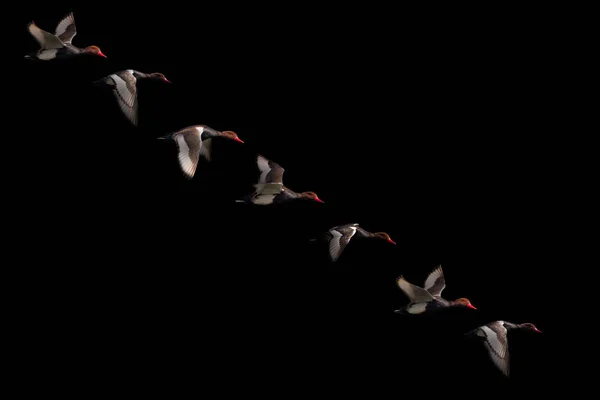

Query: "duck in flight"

xmin=158 ymin=125 xmax=243 ymax=179
xmin=311 ymin=223 xmax=395 ymax=262
xmin=465 ymin=320 xmax=542 ymax=377
xmin=394 ymin=265 xmax=476 ymax=314
xmin=236 ymin=154 xmax=323 ymax=205
xmin=93 ymin=70 xmax=171 ymax=126
xmin=25 ymin=12 xmax=106 ymax=60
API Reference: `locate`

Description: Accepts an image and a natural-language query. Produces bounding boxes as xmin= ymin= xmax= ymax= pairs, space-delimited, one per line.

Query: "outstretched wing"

xmin=396 ymin=276 xmax=435 ymax=303
xmin=480 ymin=322 xmax=510 ymax=377
xmin=257 ymin=155 xmax=285 ymax=184
xmin=27 ymin=22 xmax=64 ymax=49
xmin=55 ymin=12 xmax=77 ymax=43
xmin=328 ymin=225 xmax=357 ymax=262
xmin=109 ymin=71 xmax=139 ymax=126
xmin=423 ymin=265 xmax=446 ymax=297
xmin=172 ymin=129 xmax=203 ymax=179
xmin=255 ymin=155 xmax=285 ymax=195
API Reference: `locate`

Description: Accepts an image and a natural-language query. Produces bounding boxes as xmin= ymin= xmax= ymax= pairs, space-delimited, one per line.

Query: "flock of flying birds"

xmin=25 ymin=11 xmax=542 ymax=378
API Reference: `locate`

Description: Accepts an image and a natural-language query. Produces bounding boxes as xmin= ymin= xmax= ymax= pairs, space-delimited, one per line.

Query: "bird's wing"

xmin=198 ymin=137 xmax=213 ymax=162
xmin=251 ymin=192 xmax=278 ymax=205
xmin=396 ymin=276 xmax=435 ymax=302
xmin=423 ymin=265 xmax=446 ymax=297
xmin=55 ymin=12 xmax=77 ymax=43
xmin=255 ymin=183 xmax=283 ymax=194
xmin=257 ymin=154 xmax=284 ymax=184
xmin=173 ymin=129 xmax=202 ymax=179
xmin=27 ymin=22 xmax=64 ymax=49
xmin=480 ymin=322 xmax=510 ymax=377
xmin=328 ymin=225 xmax=357 ymax=262
xmin=110 ymin=72 xmax=139 ymax=126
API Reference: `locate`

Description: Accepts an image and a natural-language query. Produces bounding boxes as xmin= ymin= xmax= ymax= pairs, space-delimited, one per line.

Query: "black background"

xmin=11 ymin=4 xmax=571 ymax=395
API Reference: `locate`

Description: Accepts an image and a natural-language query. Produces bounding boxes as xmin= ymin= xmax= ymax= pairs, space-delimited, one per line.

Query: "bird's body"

xmin=395 ymin=265 xmax=475 ymax=314
xmin=316 ymin=223 xmax=395 ymax=262
xmin=25 ymin=13 xmax=106 ymax=61
xmin=237 ymin=154 xmax=323 ymax=205
xmin=465 ymin=320 xmax=541 ymax=377
xmin=93 ymin=70 xmax=171 ymax=126
xmin=158 ymin=125 xmax=243 ymax=179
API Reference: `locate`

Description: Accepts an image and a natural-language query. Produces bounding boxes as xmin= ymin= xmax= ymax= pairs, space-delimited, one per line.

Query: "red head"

xmin=220 ymin=130 xmax=244 ymax=144
xmin=373 ymin=232 xmax=396 ymax=245
xmin=453 ymin=298 xmax=476 ymax=310
xmin=84 ymin=45 xmax=107 ymax=58
xmin=149 ymin=72 xmax=171 ymax=83
xmin=519 ymin=323 xmax=542 ymax=333
xmin=301 ymin=192 xmax=324 ymax=203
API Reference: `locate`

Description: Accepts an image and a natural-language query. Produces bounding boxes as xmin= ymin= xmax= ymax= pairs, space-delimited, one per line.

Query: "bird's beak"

xmin=164 ymin=78 xmax=172 ymax=83
xmin=315 ymin=197 xmax=324 ymax=204
xmin=234 ymin=137 xmax=244 ymax=144
xmin=98 ymin=51 xmax=107 ymax=58
xmin=534 ymin=328 xmax=542 ymax=333
xmin=388 ymin=238 xmax=397 ymax=245
xmin=467 ymin=304 xmax=477 ymax=310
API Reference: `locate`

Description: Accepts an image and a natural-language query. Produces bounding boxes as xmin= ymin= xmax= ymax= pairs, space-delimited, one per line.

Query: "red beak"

xmin=467 ymin=304 xmax=477 ymax=310
xmin=388 ymin=238 xmax=397 ymax=245
xmin=98 ymin=51 xmax=107 ymax=58
xmin=534 ymin=328 xmax=542 ymax=333
xmin=164 ymin=78 xmax=172 ymax=83
xmin=315 ymin=197 xmax=324 ymax=204
xmin=234 ymin=137 xmax=244 ymax=144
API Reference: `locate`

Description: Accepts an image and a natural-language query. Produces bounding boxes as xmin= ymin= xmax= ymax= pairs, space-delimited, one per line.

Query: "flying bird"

xmin=465 ymin=320 xmax=542 ymax=377
xmin=394 ymin=265 xmax=476 ymax=314
xmin=236 ymin=154 xmax=323 ymax=205
xmin=311 ymin=223 xmax=396 ymax=262
xmin=158 ymin=125 xmax=243 ymax=179
xmin=25 ymin=12 xmax=107 ymax=60
xmin=93 ymin=70 xmax=171 ymax=126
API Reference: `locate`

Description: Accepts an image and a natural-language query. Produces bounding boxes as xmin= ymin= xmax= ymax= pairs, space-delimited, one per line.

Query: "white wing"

xmin=252 ymin=193 xmax=277 ymax=205
xmin=328 ymin=230 xmax=344 ymax=262
xmin=55 ymin=12 xmax=77 ymax=43
xmin=111 ymin=73 xmax=138 ymax=126
xmin=396 ymin=276 xmax=435 ymax=303
xmin=27 ymin=22 xmax=64 ymax=49
xmin=328 ymin=226 xmax=356 ymax=262
xmin=423 ymin=265 xmax=446 ymax=297
xmin=37 ymin=49 xmax=59 ymax=60
xmin=175 ymin=134 xmax=201 ymax=179
xmin=257 ymin=155 xmax=271 ymax=184
xmin=481 ymin=324 xmax=510 ymax=377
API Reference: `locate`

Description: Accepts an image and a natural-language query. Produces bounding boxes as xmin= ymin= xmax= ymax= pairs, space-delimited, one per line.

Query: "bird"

xmin=465 ymin=320 xmax=542 ymax=377
xmin=394 ymin=265 xmax=476 ymax=314
xmin=93 ymin=70 xmax=171 ymax=126
xmin=25 ymin=12 xmax=107 ymax=61
xmin=158 ymin=125 xmax=244 ymax=179
xmin=311 ymin=223 xmax=396 ymax=262
xmin=236 ymin=154 xmax=324 ymax=205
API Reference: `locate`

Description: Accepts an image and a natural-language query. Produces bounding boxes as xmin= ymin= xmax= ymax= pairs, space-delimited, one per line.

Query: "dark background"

xmin=11 ymin=4 xmax=571 ymax=395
